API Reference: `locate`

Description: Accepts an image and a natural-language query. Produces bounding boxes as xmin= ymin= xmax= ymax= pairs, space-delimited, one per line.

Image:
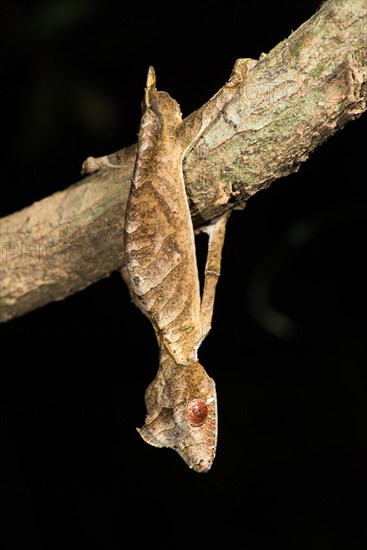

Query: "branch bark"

xmin=1 ymin=0 xmax=366 ymax=323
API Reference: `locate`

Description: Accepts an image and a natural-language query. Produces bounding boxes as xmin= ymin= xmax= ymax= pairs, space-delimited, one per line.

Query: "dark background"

xmin=1 ymin=1 xmax=366 ymax=548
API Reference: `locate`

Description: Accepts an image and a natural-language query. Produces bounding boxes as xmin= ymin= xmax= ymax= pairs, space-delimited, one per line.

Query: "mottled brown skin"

xmin=124 ymin=66 xmax=239 ymax=472
xmin=80 ymin=60 xmax=253 ymax=470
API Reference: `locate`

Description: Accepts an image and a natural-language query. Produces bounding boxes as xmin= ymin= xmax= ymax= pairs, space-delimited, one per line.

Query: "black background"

xmin=1 ymin=1 xmax=366 ymax=548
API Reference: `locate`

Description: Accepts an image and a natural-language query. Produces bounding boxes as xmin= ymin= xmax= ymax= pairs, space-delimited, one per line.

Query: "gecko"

xmin=82 ymin=59 xmax=256 ymax=472
xmin=122 ymin=67 xmax=230 ymax=473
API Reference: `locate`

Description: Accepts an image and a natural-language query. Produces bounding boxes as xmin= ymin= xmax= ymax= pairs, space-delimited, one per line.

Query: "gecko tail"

xmin=146 ymin=65 xmax=156 ymax=89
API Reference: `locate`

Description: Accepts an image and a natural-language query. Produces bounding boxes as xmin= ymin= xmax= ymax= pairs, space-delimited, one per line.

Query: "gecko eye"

xmin=186 ymin=398 xmax=208 ymax=427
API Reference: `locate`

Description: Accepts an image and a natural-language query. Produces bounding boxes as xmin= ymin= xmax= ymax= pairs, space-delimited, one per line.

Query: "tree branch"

xmin=1 ymin=0 xmax=366 ymax=323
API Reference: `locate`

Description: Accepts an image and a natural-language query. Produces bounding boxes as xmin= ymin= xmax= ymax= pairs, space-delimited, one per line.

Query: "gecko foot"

xmin=81 ymin=154 xmax=120 ymax=175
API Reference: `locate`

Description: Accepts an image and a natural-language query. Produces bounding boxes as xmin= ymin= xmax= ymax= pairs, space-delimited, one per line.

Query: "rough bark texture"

xmin=1 ymin=0 xmax=366 ymax=323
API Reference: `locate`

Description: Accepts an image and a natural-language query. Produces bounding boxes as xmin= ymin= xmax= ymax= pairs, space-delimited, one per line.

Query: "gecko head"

xmin=137 ymin=362 xmax=217 ymax=473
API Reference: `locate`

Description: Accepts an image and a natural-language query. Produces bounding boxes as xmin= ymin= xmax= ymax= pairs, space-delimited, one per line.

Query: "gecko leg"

xmin=198 ymin=211 xmax=231 ymax=343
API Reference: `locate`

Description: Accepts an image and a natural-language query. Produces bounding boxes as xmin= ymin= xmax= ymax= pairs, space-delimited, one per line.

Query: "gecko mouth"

xmin=192 ymin=458 xmax=212 ymax=473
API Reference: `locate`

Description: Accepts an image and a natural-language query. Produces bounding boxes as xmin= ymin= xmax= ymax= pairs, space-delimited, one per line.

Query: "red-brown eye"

xmin=186 ymin=398 xmax=208 ymax=427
